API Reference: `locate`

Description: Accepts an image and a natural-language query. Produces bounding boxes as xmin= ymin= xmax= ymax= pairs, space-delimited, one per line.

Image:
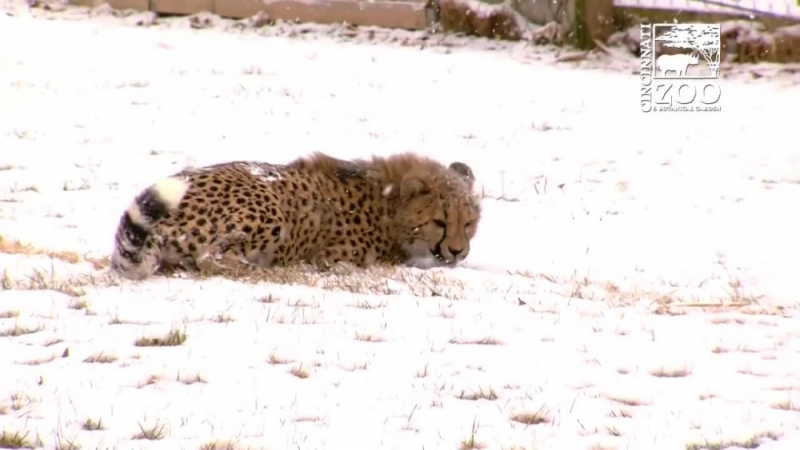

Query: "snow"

xmin=1 ymin=8 xmax=800 ymax=450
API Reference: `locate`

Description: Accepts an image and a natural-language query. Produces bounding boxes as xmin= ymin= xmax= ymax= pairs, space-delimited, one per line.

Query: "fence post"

xmin=571 ymin=0 xmax=615 ymax=49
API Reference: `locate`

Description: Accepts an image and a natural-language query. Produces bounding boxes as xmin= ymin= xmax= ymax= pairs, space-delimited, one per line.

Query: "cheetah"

xmin=110 ymin=152 xmax=481 ymax=280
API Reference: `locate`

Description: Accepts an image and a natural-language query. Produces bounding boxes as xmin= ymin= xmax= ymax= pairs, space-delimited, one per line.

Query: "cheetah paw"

xmin=211 ymin=230 xmax=248 ymax=253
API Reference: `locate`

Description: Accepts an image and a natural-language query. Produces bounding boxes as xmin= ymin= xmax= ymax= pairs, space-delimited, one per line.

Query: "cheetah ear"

xmin=449 ymin=162 xmax=475 ymax=187
xmin=399 ymin=177 xmax=430 ymax=199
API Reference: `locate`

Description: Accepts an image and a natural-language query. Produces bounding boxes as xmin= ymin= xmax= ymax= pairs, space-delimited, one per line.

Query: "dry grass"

xmin=438 ymin=307 xmax=456 ymax=319
xmin=273 ymin=308 xmax=320 ymax=325
xmin=133 ymin=422 xmax=167 ymax=440
xmin=177 ymin=372 xmax=207 ymax=385
xmin=62 ymin=179 xmax=93 ymax=191
xmin=190 ymin=263 xmax=466 ymax=298
xmin=449 ymin=336 xmax=503 ymax=346
xmin=510 ymin=406 xmax=550 ymax=425
xmin=135 ymin=329 xmax=187 ymax=347
xmin=724 ymin=278 xmax=764 ymax=306
xmin=19 ymin=354 xmax=57 ymax=366
xmin=293 ymin=415 xmax=323 ymax=423
xmin=354 ymin=332 xmax=385 ymax=343
xmin=459 ymin=418 xmax=486 ymax=450
xmin=0 ymin=310 xmax=20 ymax=319
xmin=287 ymin=297 xmax=318 ymax=308
xmin=738 ymin=367 xmax=769 ymax=377
xmin=339 ymin=361 xmax=369 ymax=372
xmin=0 ymin=234 xmax=112 ymax=298
xmin=2 ymin=266 xmax=116 ymax=297
xmin=289 ymin=364 xmax=310 ymax=379
xmin=605 ymin=394 xmax=651 ymax=407
xmin=0 ymin=323 xmax=44 ymax=337
xmin=0 ymin=430 xmax=37 ymax=449
xmin=456 ymin=387 xmax=498 ymax=401
xmin=770 ymin=383 xmax=800 ymax=392
xmin=10 ymin=392 xmax=34 ymax=411
xmin=107 ymin=315 xmax=124 ymax=325
xmin=685 ymin=430 xmax=781 ymax=450
xmin=350 ymin=298 xmax=387 ymax=309
xmin=608 ymin=408 xmax=633 ymax=419
xmin=68 ymin=297 xmax=89 ymax=310
xmin=83 ymin=352 xmax=118 ymax=364
xmin=771 ymin=399 xmax=800 ymax=411
xmin=648 ymin=366 xmax=693 ymax=378
xmin=54 ymin=436 xmax=81 ymax=450
xmin=42 ymin=337 xmax=64 ymax=347
xmin=137 ymin=374 xmax=162 ymax=388
xmin=267 ymin=352 xmax=294 ymax=365
xmin=698 ymin=392 xmax=716 ymax=401
xmin=256 ymin=294 xmax=279 ymax=303
xmin=0 ymin=234 xmax=108 ymax=269
xmin=81 ymin=418 xmax=105 ymax=431
xmin=519 ymin=271 xmax=769 ymax=313
xmin=212 ymin=311 xmax=235 ymax=323
xmin=401 ymin=404 xmax=419 ymax=431
xmin=8 ymin=184 xmax=38 ymax=193
xmin=200 ymin=439 xmax=243 ymax=450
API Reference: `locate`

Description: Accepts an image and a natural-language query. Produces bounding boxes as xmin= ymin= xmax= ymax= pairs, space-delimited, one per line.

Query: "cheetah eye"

xmin=465 ymin=222 xmax=473 ymax=228
xmin=433 ymin=219 xmax=447 ymax=228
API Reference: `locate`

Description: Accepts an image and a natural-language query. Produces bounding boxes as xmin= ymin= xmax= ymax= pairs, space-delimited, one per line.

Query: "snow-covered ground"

xmin=1 ymin=7 xmax=800 ymax=450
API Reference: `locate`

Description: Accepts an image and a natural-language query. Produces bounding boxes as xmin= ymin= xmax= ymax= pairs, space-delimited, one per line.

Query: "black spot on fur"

xmin=121 ymin=213 xmax=148 ymax=247
xmin=136 ymin=187 xmax=171 ymax=223
xmin=334 ymin=160 xmax=364 ymax=182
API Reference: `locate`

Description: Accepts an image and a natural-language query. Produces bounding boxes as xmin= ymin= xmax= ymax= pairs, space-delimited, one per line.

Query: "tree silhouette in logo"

xmin=655 ymin=24 xmax=721 ymax=77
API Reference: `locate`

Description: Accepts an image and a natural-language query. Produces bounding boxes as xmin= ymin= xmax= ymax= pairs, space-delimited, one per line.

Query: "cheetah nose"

xmin=448 ymin=247 xmax=463 ymax=257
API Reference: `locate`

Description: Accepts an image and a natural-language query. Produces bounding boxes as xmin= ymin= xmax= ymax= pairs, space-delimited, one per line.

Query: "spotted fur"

xmin=110 ymin=152 xmax=481 ymax=280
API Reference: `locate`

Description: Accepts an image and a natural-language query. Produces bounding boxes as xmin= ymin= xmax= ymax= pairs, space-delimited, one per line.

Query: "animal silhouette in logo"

xmin=656 ymin=52 xmax=700 ymax=77
xmin=653 ymin=24 xmax=721 ymax=78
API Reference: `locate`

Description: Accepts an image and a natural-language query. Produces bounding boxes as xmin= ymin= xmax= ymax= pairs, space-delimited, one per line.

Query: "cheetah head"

xmin=393 ymin=161 xmax=481 ymax=267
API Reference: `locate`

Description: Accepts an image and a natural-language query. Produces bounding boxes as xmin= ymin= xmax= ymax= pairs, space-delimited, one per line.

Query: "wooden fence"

xmin=67 ymin=0 xmax=799 ymax=57
xmin=71 ymin=0 xmax=431 ymax=30
xmin=614 ymin=0 xmax=800 ymax=24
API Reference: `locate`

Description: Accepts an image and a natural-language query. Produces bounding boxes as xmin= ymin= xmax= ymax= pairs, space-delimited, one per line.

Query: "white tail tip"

xmin=153 ymin=177 xmax=189 ymax=209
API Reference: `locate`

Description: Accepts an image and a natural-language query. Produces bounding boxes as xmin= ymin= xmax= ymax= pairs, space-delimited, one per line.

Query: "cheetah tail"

xmin=110 ymin=177 xmax=189 ymax=280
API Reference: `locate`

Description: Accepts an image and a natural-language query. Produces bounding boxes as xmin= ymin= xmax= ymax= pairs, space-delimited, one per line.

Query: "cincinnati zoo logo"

xmin=639 ymin=23 xmax=722 ymax=113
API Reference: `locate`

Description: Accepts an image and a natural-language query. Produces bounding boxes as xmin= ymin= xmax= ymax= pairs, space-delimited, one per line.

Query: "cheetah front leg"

xmin=195 ymin=231 xmax=253 ymax=275
xmin=310 ymin=242 xmax=368 ymax=274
